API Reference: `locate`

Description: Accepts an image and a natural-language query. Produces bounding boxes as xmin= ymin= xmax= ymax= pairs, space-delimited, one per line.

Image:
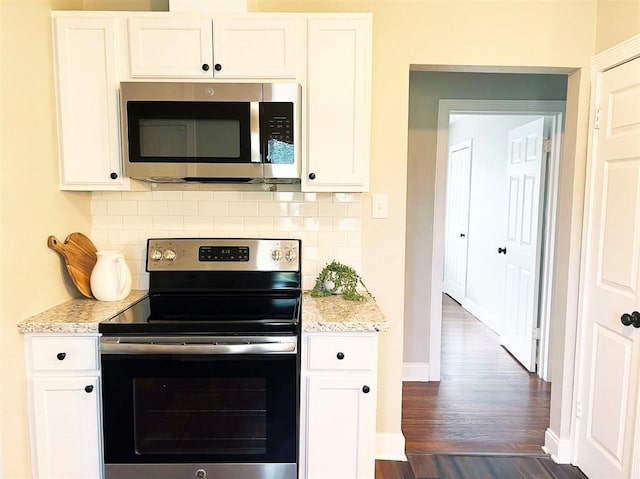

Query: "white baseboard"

xmin=402 ymin=362 xmax=430 ymax=382
xmin=462 ymin=298 xmax=500 ymax=334
xmin=376 ymin=432 xmax=407 ymax=461
xmin=543 ymin=428 xmax=573 ymax=464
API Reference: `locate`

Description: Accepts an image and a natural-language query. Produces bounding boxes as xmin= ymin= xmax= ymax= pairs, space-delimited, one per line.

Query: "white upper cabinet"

xmin=53 ymin=16 xmax=129 ymax=190
xmin=128 ymin=17 xmax=213 ymax=78
xmin=127 ymin=16 xmax=298 ymax=79
xmin=303 ymin=16 xmax=372 ymax=192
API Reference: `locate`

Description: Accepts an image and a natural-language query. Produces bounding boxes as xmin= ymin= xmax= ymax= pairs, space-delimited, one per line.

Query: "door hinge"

xmin=576 ymin=400 xmax=582 ymax=419
xmin=594 ymin=108 xmax=601 ymax=130
xmin=542 ymin=139 xmax=551 ymax=153
xmin=532 ymin=327 xmax=541 ymax=340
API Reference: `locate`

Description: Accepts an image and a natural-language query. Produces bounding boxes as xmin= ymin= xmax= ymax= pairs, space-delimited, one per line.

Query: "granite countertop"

xmin=302 ymin=292 xmax=389 ymax=332
xmin=17 ymin=290 xmax=389 ymax=334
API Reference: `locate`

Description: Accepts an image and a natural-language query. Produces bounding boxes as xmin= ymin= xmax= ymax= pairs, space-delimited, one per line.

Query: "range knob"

xmin=163 ymin=249 xmax=177 ymax=261
xmin=285 ymin=249 xmax=297 ymax=262
xmin=150 ymin=249 xmax=163 ymax=261
xmin=271 ymin=249 xmax=282 ymax=262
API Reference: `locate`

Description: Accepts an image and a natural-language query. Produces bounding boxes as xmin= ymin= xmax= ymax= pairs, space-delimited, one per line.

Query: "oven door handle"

xmin=100 ymin=338 xmax=297 ymax=355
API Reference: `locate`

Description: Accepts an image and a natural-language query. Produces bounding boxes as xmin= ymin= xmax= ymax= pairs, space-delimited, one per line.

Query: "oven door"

xmin=100 ymin=336 xmax=299 ymax=479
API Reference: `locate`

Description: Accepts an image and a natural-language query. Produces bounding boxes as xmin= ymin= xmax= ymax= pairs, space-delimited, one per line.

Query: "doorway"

xmin=442 ymin=111 xmax=563 ymax=377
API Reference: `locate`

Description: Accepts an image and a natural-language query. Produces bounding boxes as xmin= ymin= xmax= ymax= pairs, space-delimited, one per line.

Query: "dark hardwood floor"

xmin=375 ymin=295 xmax=588 ymax=478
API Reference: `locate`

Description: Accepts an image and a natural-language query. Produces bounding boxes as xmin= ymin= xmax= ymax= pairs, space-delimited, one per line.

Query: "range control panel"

xmin=146 ymin=238 xmax=300 ymax=272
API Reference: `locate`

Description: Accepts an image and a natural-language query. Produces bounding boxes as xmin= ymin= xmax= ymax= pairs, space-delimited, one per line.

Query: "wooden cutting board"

xmin=48 ymin=233 xmax=98 ymax=298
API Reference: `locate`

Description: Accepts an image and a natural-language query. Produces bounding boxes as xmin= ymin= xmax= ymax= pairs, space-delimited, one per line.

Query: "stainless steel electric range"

xmin=99 ymin=238 xmax=301 ymax=479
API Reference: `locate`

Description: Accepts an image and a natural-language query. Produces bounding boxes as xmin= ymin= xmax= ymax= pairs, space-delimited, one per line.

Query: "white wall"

xmin=448 ymin=114 xmax=540 ymax=334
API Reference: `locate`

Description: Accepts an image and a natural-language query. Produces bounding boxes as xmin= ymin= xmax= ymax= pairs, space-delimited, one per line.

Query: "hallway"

xmin=402 ymin=294 xmax=551 ymax=454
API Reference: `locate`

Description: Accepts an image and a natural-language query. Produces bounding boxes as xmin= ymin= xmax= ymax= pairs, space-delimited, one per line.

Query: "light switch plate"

xmin=371 ymin=193 xmax=388 ymax=218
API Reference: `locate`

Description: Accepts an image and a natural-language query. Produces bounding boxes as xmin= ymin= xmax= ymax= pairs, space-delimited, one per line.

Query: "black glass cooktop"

xmin=99 ymin=294 xmax=301 ymax=335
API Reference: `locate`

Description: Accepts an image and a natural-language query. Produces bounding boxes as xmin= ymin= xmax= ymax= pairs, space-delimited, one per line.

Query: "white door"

xmin=444 ymin=140 xmax=472 ymax=303
xmin=575 ymin=56 xmax=640 ymax=479
xmin=500 ymin=117 xmax=546 ymax=372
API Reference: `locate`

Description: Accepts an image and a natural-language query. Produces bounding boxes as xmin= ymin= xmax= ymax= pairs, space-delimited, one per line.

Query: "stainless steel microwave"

xmin=120 ymin=82 xmax=300 ymax=183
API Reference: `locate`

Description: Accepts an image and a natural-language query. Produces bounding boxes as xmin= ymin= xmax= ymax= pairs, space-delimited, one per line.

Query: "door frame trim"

xmin=572 ymin=33 xmax=640 ymax=473
xmin=431 ymin=99 xmax=566 ymax=382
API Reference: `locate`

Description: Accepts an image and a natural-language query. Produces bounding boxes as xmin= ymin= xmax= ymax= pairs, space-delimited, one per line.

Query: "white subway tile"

xmin=243 ymin=192 xmax=273 ymax=202
xmin=138 ymin=200 xmax=168 ymax=216
xmin=214 ymin=217 xmax=244 ymax=231
xmin=303 ymin=246 xmax=319 ymax=261
xmin=89 ymin=230 xmax=109 ymax=247
xmin=347 ymin=202 xmax=363 ymax=217
xmin=93 ymin=216 xmax=123 ymax=230
xmin=318 ymin=231 xmax=347 ymax=247
xmin=199 ymin=201 xmax=228 ymax=216
xmin=122 ymin=191 xmax=153 ymax=200
xmin=152 ymin=191 xmax=183 ymax=200
xmin=259 ymin=202 xmax=289 ymax=217
xmin=332 ymin=247 xmax=361 ymax=264
xmin=318 ymin=203 xmax=348 ymax=218
xmin=303 ymin=217 xmax=332 ymax=231
xmin=274 ymin=192 xmax=303 ymax=202
xmin=303 ymin=193 xmax=332 ymax=202
xmin=90 ymin=200 xmax=107 ymax=216
xmin=214 ymin=191 xmax=243 ymax=201
xmin=297 ymin=231 xmax=319 ymax=247
xmin=333 ymin=193 xmax=362 ymax=203
xmin=95 ymin=191 xmax=123 ymax=200
xmin=289 ymin=202 xmax=318 ymax=217
xmin=168 ymin=230 xmax=200 ymax=238
xmin=133 ymin=274 xmax=150 ymax=291
xmin=229 ymin=202 xmax=258 ymax=217
xmin=302 ymin=276 xmax=316 ymax=291
xmin=184 ymin=216 xmax=214 ymax=230
xmin=183 ymin=191 xmax=214 ymax=201
xmin=153 ymin=216 xmax=184 ymax=230
xmin=138 ymin=231 xmax=169 ymax=242
xmin=316 ymin=247 xmax=334 ymax=264
xmin=244 ymin=217 xmax=274 ymax=231
xmin=333 ymin=218 xmax=361 ymax=232
xmin=123 ymin=216 xmax=153 ymax=231
xmin=347 ymin=231 xmax=362 ymax=247
xmin=168 ymin=200 xmax=198 ymax=216
xmin=108 ymin=230 xmax=140 ymax=246
xmin=275 ymin=217 xmax=303 ymax=231
xmin=107 ymin=200 xmax=138 ymax=216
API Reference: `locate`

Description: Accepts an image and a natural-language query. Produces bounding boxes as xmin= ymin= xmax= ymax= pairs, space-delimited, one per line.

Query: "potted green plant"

xmin=310 ymin=260 xmax=365 ymax=301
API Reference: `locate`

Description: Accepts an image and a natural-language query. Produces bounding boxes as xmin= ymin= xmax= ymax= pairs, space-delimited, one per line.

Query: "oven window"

xmin=134 ymin=377 xmax=267 ymax=455
xmin=101 ymin=353 xmax=297 ymax=464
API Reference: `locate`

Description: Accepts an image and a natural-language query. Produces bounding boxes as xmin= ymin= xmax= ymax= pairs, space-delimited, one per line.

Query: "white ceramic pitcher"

xmin=90 ymin=251 xmax=132 ymax=301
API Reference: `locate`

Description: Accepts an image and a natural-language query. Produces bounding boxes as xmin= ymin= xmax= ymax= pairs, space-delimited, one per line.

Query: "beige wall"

xmin=0 ymin=0 xmax=635 ymax=477
xmin=0 ymin=1 xmax=91 ymax=477
xmin=595 ymin=0 xmax=640 ymax=53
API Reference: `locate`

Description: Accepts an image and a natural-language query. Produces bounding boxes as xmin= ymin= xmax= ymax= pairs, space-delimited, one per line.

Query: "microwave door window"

xmin=127 ymin=101 xmax=251 ymax=164
xmin=138 ymin=119 xmax=241 ymax=161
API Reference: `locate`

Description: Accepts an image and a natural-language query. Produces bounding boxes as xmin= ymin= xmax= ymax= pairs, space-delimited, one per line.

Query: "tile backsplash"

xmin=90 ymin=190 xmax=363 ymax=290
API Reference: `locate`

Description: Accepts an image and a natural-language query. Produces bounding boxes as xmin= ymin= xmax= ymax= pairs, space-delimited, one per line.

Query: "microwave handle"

xmin=251 ymin=101 xmax=261 ymax=163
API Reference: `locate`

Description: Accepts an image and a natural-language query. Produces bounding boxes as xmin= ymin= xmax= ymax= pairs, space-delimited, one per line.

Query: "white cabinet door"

xmin=53 ymin=17 xmax=125 ymax=189
xmin=128 ymin=17 xmax=214 ymax=78
xmin=127 ymin=17 xmax=296 ymax=79
xmin=30 ymin=376 xmax=102 ymax=479
xmin=212 ymin=17 xmax=297 ymax=78
xmin=304 ymin=17 xmax=372 ymax=192
xmin=305 ymin=376 xmax=376 ymax=479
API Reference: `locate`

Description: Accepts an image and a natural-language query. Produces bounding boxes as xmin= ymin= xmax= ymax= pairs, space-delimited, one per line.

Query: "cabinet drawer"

xmin=29 ymin=336 xmax=98 ymax=372
xmin=307 ymin=335 xmax=376 ymax=371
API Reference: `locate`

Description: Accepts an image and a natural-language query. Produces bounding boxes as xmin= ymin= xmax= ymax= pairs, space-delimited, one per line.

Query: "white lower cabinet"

xmin=301 ymin=332 xmax=378 ymax=479
xmin=26 ymin=335 xmax=102 ymax=479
